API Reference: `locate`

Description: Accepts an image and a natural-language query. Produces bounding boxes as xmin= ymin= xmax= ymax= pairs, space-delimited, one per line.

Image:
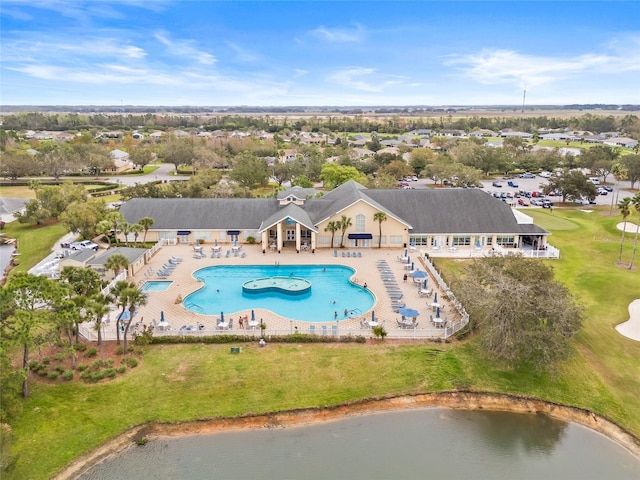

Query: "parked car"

xmin=71 ymin=240 xmax=99 ymax=251
xmin=601 ymin=186 xmax=613 ymax=192
xmin=542 ymin=199 xmax=554 ymax=208
xmin=539 ymin=171 xmax=552 ymax=178
xmin=519 ymin=172 xmax=536 ymax=178
xmin=492 ymin=181 xmax=503 ymax=187
xmin=507 ymin=180 xmax=519 ymax=187
xmin=517 ymin=198 xmax=529 ymax=206
xmin=530 ymin=198 xmax=544 ymax=206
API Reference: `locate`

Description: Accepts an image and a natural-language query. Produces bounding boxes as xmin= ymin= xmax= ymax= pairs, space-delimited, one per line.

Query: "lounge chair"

xmin=346 ymin=252 xmax=351 ymax=257
xmin=341 ymin=252 xmax=346 ymax=257
xmin=240 ymin=252 xmax=247 ymax=258
xmin=358 ymin=252 xmax=362 ymax=258
xmin=225 ymin=250 xmax=231 ymax=258
xmin=334 ymin=249 xmax=338 ymax=257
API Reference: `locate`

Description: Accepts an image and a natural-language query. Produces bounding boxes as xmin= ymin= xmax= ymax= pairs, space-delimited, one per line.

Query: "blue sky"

xmin=1 ymin=1 xmax=639 ymax=106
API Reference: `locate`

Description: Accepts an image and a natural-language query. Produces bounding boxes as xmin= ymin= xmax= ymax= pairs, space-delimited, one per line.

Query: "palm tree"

xmin=87 ymin=293 xmax=112 ymax=366
xmin=324 ymin=221 xmax=340 ymax=248
xmin=373 ymin=211 xmax=387 ymax=248
xmin=110 ymin=280 xmax=132 ymax=345
xmin=139 ymin=216 xmax=154 ymax=244
xmin=96 ymin=220 xmax=113 ymax=246
xmin=628 ymin=193 xmax=640 ymax=270
xmin=120 ymin=222 xmax=132 ymax=246
xmin=122 ymin=287 xmax=147 ymax=354
xmin=104 ymin=253 xmax=129 ymax=280
xmin=339 ymin=215 xmax=352 ymax=248
xmin=105 ymin=211 xmax=124 ymax=244
xmin=617 ymin=197 xmax=632 ymax=263
xmin=130 ymin=223 xmax=144 ymax=245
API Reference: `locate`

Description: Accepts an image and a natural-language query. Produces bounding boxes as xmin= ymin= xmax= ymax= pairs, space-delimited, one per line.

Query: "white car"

xmin=71 ymin=240 xmax=99 ymax=251
xmin=539 ymin=171 xmax=552 ymax=178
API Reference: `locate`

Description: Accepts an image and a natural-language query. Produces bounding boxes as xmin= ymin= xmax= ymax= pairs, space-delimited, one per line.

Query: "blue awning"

xmin=348 ymin=233 xmax=373 ymax=240
xmin=177 ymin=230 xmax=191 ymax=235
xmin=227 ymin=230 xmax=240 ymax=235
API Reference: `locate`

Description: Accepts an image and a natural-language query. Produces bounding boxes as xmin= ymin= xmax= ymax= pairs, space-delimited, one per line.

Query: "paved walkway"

xmin=91 ymin=244 xmax=461 ymax=341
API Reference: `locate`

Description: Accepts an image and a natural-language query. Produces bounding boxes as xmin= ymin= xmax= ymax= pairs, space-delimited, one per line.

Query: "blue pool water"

xmin=184 ymin=265 xmax=374 ymax=322
xmin=141 ymin=281 xmax=173 ymax=292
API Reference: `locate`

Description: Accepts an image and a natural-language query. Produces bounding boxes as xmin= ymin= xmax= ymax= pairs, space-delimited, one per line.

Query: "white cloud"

xmin=154 ymin=31 xmax=217 ymax=65
xmin=445 ymin=47 xmax=640 ymax=88
xmin=328 ymin=67 xmax=405 ymax=93
xmin=309 ymin=24 xmax=364 ymax=43
xmin=225 ymin=41 xmax=259 ymax=63
xmin=293 ymin=69 xmax=308 ymax=78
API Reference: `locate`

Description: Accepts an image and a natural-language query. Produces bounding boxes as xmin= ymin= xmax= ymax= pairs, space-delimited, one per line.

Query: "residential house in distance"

xmin=603 ymin=137 xmax=638 ymax=149
xmin=109 ymin=149 xmax=134 ymax=173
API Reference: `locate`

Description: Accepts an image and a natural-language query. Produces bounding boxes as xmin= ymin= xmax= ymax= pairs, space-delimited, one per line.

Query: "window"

xmin=389 ymin=235 xmax=403 ymax=246
xmin=452 ymin=236 xmax=471 ymax=246
xmin=410 ymin=235 xmax=428 ymax=246
xmin=355 ymin=214 xmax=365 ymax=232
xmin=496 ymin=236 xmax=514 ymax=246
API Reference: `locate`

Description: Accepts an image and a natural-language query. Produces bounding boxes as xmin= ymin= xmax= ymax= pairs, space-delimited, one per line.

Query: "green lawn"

xmin=3 ymin=206 xmax=640 ymax=479
xmin=1 ymin=221 xmax=67 ymax=275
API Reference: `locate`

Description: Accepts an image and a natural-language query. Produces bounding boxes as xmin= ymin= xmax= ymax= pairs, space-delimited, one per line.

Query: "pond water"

xmin=75 ymin=409 xmax=639 ymax=479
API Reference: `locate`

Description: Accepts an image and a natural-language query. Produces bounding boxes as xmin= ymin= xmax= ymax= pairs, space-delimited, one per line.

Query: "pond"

xmin=75 ymin=409 xmax=639 ymax=479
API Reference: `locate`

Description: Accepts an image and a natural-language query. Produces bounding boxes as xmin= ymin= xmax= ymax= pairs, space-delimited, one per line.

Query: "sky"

xmin=1 ymin=0 xmax=639 ymax=106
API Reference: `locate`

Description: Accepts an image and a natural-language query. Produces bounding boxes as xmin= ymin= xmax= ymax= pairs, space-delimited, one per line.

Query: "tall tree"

xmin=373 ymin=212 xmax=387 ymax=248
xmin=130 ymin=223 xmax=144 ymax=245
xmin=138 ymin=217 xmax=154 ymax=244
xmin=454 ymin=256 xmax=582 ymax=370
xmin=86 ymin=293 xmax=112 ymax=365
xmin=324 ymin=221 xmax=340 ymax=249
xmin=122 ymin=287 xmax=147 ymax=354
xmin=339 ymin=215 xmax=352 ymax=248
xmin=104 ymin=253 xmax=129 ymax=280
xmin=3 ymin=274 xmax=65 ymax=397
xmin=617 ymin=197 xmax=632 ymax=263
xmin=628 ymin=193 xmax=640 ymax=270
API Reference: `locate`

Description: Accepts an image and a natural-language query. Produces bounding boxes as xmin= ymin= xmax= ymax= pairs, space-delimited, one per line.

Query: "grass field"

xmin=3 ymin=205 xmax=640 ymax=479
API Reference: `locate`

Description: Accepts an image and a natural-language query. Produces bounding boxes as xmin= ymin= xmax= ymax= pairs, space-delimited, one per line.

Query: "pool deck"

xmin=93 ymin=244 xmax=462 ymax=341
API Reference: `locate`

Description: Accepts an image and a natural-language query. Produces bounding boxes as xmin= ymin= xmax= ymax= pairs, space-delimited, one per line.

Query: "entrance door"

xmin=286 ymin=230 xmax=296 ymax=242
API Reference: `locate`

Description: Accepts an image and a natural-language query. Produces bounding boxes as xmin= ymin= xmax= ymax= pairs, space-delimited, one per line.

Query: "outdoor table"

xmin=430 ymin=302 xmax=441 ymax=310
xmin=367 ymin=321 xmax=379 ymax=328
xmin=248 ymin=320 xmax=259 ymax=331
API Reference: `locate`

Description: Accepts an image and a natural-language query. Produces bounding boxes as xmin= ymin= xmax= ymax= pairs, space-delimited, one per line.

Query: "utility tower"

xmin=522 ymin=85 xmax=526 ymax=113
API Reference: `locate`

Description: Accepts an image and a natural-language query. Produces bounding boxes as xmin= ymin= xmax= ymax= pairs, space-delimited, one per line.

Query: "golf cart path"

xmin=616 ymin=299 xmax=640 ymax=342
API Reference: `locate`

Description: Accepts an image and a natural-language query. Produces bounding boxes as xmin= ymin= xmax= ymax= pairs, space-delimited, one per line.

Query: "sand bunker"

xmin=616 ymin=299 xmax=640 ymax=342
xmin=617 ymin=222 xmax=639 ymax=233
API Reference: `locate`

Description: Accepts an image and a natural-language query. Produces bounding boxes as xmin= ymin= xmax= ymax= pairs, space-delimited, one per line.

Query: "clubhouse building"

xmin=119 ymin=180 xmax=551 ymax=256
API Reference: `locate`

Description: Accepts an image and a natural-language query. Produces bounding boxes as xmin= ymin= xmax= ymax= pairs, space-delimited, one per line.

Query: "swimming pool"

xmin=141 ymin=281 xmax=173 ymax=292
xmin=184 ymin=265 xmax=374 ymax=322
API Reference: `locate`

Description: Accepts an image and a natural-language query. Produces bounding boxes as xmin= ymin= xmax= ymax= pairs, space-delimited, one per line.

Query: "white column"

xmin=277 ymin=222 xmax=283 ymax=252
xmin=295 ymin=223 xmax=301 ymax=252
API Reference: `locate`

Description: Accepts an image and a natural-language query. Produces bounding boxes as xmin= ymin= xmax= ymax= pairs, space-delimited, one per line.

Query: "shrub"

xmin=54 ymin=352 xmax=65 ymax=361
xmin=85 ymin=347 xmax=97 ymax=358
xmin=74 ymin=343 xmax=87 ymax=352
xmin=55 ymin=365 xmax=66 ymax=374
xmin=28 ymin=361 xmax=41 ymax=372
xmin=123 ymin=357 xmax=138 ymax=368
xmin=105 ymin=358 xmax=114 ymax=367
xmin=115 ymin=345 xmax=124 ymax=355
xmin=37 ymin=369 xmax=49 ymax=377
xmin=41 ymin=357 xmax=51 ymax=365
xmin=104 ymin=368 xmax=117 ymax=378
xmin=116 ymin=365 xmax=126 ymax=374
xmin=91 ymin=359 xmax=103 ymax=371
xmin=62 ymin=370 xmax=74 ymax=381
xmin=77 ymin=363 xmax=88 ymax=372
xmin=47 ymin=371 xmax=58 ymax=380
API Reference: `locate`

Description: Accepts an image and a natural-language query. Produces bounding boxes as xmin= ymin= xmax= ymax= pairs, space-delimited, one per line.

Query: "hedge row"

xmin=149 ymin=333 xmax=367 ymax=345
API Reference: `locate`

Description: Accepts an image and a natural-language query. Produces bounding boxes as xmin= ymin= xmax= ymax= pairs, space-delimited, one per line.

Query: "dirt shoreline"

xmin=55 ymin=391 xmax=640 ymax=479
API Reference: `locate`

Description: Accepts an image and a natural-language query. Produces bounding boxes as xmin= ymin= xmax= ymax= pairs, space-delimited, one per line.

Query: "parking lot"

xmin=407 ymin=175 xmax=634 ymax=208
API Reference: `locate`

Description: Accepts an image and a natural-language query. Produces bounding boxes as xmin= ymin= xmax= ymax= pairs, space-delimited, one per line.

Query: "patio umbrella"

xmin=371 ymin=311 xmax=376 ymax=323
xmin=397 ymin=307 xmax=420 ymax=318
xmin=410 ymin=262 xmax=414 ymax=271
xmin=413 ymin=270 xmax=427 ymax=279
xmin=433 ymin=292 xmax=438 ymax=303
xmin=251 ymin=310 xmax=255 ymax=323
xmin=215 ymin=239 xmax=218 ymax=247
xmin=422 ymin=279 xmax=428 ymax=289
xmin=436 ymin=307 xmax=441 ymax=319
xmin=120 ymin=310 xmax=131 ymax=321
xmin=404 ymin=248 xmax=408 ymax=257
xmin=160 ymin=311 xmax=165 ymax=323
xmin=220 ymin=311 xmax=224 ymax=324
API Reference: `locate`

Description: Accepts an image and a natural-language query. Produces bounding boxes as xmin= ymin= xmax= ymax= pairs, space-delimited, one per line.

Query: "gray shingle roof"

xmin=119 ymin=182 xmax=548 ymax=237
xmin=88 ymin=247 xmax=147 ymax=266
xmin=120 ymin=198 xmax=280 ymax=230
